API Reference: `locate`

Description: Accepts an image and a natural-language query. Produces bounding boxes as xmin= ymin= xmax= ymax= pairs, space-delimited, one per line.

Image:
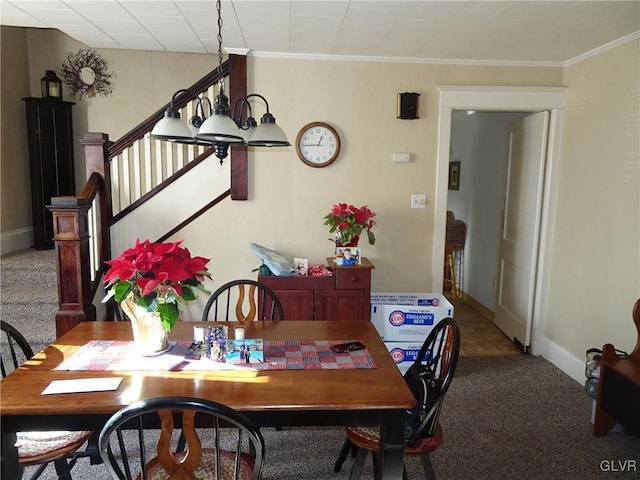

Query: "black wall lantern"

xmin=397 ymin=92 xmax=420 ymax=119
xmin=41 ymin=70 xmax=62 ymax=100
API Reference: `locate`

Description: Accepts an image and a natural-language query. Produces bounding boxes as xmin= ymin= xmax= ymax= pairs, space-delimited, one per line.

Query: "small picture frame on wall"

xmin=448 ymin=161 xmax=461 ymax=190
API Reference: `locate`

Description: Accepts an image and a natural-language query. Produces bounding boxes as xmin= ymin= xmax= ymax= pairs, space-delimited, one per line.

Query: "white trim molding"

xmin=539 ymin=337 xmax=585 ymax=385
xmin=435 ymin=86 xmax=566 ymax=365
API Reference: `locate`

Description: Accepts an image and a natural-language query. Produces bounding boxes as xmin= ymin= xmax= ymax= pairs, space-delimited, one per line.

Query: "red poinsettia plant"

xmin=102 ymin=239 xmax=212 ymax=331
xmin=324 ymin=203 xmax=377 ymax=246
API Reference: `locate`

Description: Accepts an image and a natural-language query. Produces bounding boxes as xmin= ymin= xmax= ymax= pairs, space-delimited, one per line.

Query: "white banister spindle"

xmin=143 ymin=137 xmax=153 ymax=192
xmin=110 ymin=155 xmax=120 ymax=215
xmin=88 ymin=202 xmax=97 ymax=282
xmin=132 ymin=144 xmax=142 ymax=202
xmin=120 ymin=149 xmax=131 ymax=209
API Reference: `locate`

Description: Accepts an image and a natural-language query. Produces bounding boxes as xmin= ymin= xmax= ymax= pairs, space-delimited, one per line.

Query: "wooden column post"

xmin=229 ymin=54 xmax=248 ymax=200
xmin=49 ymin=199 xmax=95 ymax=337
xmin=81 ymin=133 xmax=112 ymax=269
xmin=48 ymin=133 xmax=111 ymax=337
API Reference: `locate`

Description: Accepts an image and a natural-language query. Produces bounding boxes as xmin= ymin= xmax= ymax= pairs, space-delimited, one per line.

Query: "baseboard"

xmin=460 ymin=291 xmax=494 ymax=320
xmin=1 ymin=228 xmax=32 ymax=255
xmin=538 ymin=337 xmax=585 ymax=385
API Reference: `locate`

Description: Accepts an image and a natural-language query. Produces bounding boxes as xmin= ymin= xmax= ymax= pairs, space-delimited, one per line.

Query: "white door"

xmin=494 ymin=111 xmax=549 ymax=352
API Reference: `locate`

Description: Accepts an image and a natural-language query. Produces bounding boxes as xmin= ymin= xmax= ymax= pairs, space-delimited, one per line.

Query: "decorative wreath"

xmin=59 ymin=49 xmax=114 ymax=100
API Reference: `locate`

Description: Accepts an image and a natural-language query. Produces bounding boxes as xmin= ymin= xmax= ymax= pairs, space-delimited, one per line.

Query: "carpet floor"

xmin=3 ymin=250 xmax=639 ymax=479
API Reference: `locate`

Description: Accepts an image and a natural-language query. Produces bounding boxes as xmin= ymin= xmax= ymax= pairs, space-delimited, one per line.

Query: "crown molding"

xmin=565 ymin=31 xmax=640 ymax=67
xmin=242 ymin=49 xmax=566 ymax=68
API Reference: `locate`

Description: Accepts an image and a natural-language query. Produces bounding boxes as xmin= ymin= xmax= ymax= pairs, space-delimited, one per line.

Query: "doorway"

xmin=433 ymin=87 xmax=566 ymax=355
xmin=446 ymin=110 xmax=529 ymax=304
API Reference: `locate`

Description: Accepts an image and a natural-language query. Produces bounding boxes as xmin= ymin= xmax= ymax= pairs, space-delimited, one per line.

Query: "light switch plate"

xmin=411 ymin=194 xmax=426 ymax=209
xmin=392 ymin=153 xmax=410 ymax=163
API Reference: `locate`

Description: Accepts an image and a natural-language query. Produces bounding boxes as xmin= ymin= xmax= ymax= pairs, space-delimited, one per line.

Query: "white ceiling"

xmin=1 ymin=1 xmax=639 ymax=66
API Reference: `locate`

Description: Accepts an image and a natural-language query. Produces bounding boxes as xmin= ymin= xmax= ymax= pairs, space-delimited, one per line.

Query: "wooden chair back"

xmin=407 ymin=317 xmax=461 ymax=446
xmin=98 ymin=396 xmax=265 ymax=480
xmin=334 ymin=318 xmax=461 ymax=479
xmin=201 ymin=279 xmax=284 ymax=322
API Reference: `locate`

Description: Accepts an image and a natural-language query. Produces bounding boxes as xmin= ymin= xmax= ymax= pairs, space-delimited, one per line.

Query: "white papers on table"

xmin=41 ymin=377 xmax=123 ymax=395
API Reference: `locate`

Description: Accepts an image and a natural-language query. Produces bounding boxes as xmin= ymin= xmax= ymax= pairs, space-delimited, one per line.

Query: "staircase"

xmin=48 ymin=54 xmax=249 ymax=338
xmin=0 ymin=248 xmax=58 ymax=352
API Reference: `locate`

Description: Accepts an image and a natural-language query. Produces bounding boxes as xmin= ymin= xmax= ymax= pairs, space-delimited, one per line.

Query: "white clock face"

xmin=296 ymin=123 xmax=341 ymax=167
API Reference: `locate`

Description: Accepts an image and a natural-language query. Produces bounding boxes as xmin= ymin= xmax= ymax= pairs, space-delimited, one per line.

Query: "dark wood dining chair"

xmin=1 ymin=320 xmax=100 ymax=480
xmin=98 ymin=396 xmax=265 ymax=480
xmin=201 ymin=279 xmax=285 ymax=322
xmin=333 ymin=317 xmax=461 ymax=480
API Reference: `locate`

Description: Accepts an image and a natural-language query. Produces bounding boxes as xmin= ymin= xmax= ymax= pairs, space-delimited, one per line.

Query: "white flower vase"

xmin=121 ymin=296 xmax=169 ymax=356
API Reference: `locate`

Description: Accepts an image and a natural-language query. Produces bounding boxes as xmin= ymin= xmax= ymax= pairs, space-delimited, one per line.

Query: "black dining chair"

xmin=98 ymin=396 xmax=265 ymax=480
xmin=1 ymin=320 xmax=101 ymax=480
xmin=202 ymin=279 xmax=285 ymax=322
xmin=333 ymin=317 xmax=461 ymax=480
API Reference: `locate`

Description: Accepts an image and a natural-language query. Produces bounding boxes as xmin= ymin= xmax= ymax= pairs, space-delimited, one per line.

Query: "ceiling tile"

xmin=1 ymin=0 xmax=638 ymax=65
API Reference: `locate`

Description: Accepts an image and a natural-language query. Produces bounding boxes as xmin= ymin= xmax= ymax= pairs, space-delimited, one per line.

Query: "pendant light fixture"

xmin=150 ymin=89 xmax=194 ymax=142
xmin=150 ymin=0 xmax=290 ymax=162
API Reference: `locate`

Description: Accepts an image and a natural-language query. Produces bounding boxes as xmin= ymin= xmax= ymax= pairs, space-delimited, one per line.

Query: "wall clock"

xmin=295 ymin=122 xmax=341 ymax=168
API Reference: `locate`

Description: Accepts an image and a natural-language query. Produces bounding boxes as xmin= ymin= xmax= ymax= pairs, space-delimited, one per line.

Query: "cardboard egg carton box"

xmin=370 ymin=293 xmax=454 ymax=342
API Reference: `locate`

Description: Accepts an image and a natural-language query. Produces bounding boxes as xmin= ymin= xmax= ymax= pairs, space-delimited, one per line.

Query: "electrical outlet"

xmin=392 ymin=153 xmax=410 ymax=163
xmin=411 ymin=194 xmax=426 ymax=209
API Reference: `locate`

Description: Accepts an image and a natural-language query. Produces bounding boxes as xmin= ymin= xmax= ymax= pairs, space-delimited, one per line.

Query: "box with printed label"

xmin=384 ymin=342 xmax=430 ymax=374
xmin=371 ymin=293 xmax=454 ymax=342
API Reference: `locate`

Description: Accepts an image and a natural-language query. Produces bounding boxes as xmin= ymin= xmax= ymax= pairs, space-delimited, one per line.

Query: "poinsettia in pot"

xmin=103 ymin=239 xmax=212 ymax=355
xmin=324 ymin=203 xmax=377 ymax=247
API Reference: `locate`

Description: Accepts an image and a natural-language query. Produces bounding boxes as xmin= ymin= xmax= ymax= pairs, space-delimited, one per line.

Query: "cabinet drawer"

xmin=335 ymin=268 xmax=371 ymax=290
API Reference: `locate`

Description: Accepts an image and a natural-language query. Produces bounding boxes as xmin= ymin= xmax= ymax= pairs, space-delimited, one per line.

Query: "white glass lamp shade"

xmin=196 ymin=113 xmax=245 ymax=143
xmin=247 ymin=119 xmax=290 ymax=147
xmin=150 ymin=113 xmax=193 ymax=141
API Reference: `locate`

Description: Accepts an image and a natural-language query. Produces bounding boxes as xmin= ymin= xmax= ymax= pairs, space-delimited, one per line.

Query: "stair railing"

xmin=49 ymin=55 xmax=248 ymax=337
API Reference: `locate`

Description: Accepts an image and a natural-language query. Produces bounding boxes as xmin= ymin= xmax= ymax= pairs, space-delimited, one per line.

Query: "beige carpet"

xmin=1 ymin=248 xmax=58 ymax=353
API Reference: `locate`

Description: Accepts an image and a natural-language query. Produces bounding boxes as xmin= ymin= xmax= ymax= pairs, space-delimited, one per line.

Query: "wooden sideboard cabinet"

xmin=259 ymin=257 xmax=375 ymax=321
xmin=23 ymin=97 xmax=76 ymax=249
xmin=593 ymin=298 xmax=640 ymax=436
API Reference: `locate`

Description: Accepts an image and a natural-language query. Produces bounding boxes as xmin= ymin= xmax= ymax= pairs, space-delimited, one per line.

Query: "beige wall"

xmin=236 ymin=58 xmax=564 ymax=293
xmin=2 ymin=25 xmax=638 ymax=380
xmin=545 ymin=39 xmax=640 ymax=357
xmin=1 ymin=27 xmax=32 ymax=237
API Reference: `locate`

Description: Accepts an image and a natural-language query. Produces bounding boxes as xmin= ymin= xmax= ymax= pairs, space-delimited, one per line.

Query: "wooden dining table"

xmin=1 ymin=320 xmax=415 ymax=479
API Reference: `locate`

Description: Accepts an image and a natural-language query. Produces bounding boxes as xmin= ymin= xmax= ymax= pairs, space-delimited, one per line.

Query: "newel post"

xmin=49 ymin=133 xmax=111 ymax=337
xmin=49 ymin=199 xmax=95 ymax=337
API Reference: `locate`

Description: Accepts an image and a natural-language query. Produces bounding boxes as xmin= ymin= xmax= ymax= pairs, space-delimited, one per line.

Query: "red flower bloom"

xmin=324 ymin=203 xmax=377 ymax=246
xmin=103 ymin=239 xmax=212 ymax=331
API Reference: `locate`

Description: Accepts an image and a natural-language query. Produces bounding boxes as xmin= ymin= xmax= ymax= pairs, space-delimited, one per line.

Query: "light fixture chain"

xmin=216 ymin=0 xmax=224 ymax=89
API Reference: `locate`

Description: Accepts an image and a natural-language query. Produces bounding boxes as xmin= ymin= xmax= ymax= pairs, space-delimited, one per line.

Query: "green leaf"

xmin=367 ymin=230 xmax=376 ymax=245
xmin=181 ymin=285 xmax=196 ymax=301
xmin=113 ymin=282 xmax=132 ymax=302
xmin=157 ymin=303 xmax=178 ymax=331
xmin=194 ymin=283 xmax=211 ymax=296
xmin=138 ymin=294 xmax=154 ymax=309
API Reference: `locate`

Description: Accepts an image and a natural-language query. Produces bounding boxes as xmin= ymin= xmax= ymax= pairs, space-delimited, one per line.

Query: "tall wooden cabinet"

xmin=259 ymin=257 xmax=375 ymax=321
xmin=23 ymin=97 xmax=76 ymax=249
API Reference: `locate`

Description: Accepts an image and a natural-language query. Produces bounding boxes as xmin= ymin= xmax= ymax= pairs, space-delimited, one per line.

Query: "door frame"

xmin=434 ymin=86 xmax=566 ymax=355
